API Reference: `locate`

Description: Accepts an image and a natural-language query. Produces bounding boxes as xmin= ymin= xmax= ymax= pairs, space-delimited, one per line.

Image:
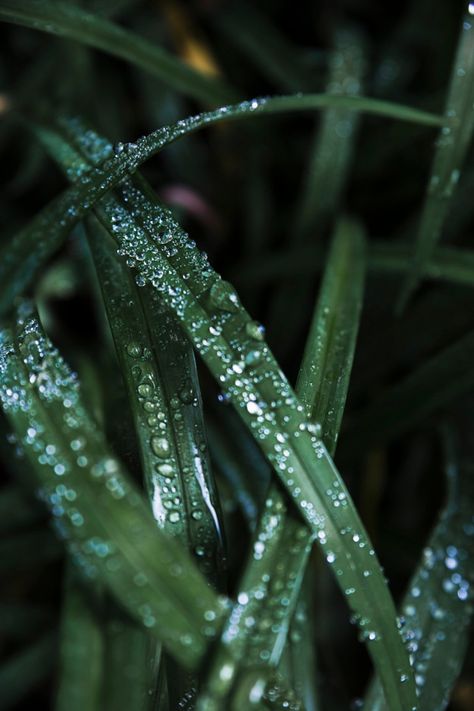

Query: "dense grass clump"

xmin=0 ymin=1 xmax=473 ymax=710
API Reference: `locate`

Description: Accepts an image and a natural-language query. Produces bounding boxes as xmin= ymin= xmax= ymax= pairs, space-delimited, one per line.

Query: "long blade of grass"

xmin=0 ymin=0 xmax=235 ymax=106
xmin=365 ymin=420 xmax=474 ymax=710
xmin=0 ymin=93 xmax=443 ymax=316
xmin=296 ymin=218 xmax=366 ymax=455
xmin=342 ymin=329 xmax=474 ymax=454
xmin=397 ymin=3 xmax=474 ymax=310
xmin=0 ymin=306 xmax=229 ymax=668
xmin=55 ymin=567 xmax=103 ymax=711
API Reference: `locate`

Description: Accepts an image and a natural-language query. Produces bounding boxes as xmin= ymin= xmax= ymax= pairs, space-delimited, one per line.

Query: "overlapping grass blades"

xmin=0 ymin=92 xmax=443 ymax=318
xmin=32 ymin=118 xmax=416 ymax=710
xmin=0 ymin=0 xmax=234 ymax=106
xmin=365 ymin=422 xmax=474 ymax=710
xmin=0 ymin=306 xmax=228 ymax=666
xmin=397 ymin=2 xmax=474 ymax=309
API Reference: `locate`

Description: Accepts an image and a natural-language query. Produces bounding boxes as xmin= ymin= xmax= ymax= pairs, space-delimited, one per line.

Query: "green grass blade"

xmin=0 ymin=0 xmax=235 ymax=106
xmin=365 ymin=421 xmax=474 ymax=710
xmin=0 ymin=306 xmax=229 ymax=667
xmin=296 ymin=218 xmax=366 ymax=455
xmin=0 ymin=633 xmax=56 ymax=711
xmin=197 ymin=492 xmax=311 ymax=709
xmin=295 ymin=29 xmax=366 ymax=236
xmin=32 ymin=116 xmax=416 ymax=707
xmin=0 ymin=93 xmax=443 ymax=316
xmin=397 ymin=4 xmax=474 ymax=310
xmin=342 ymin=329 xmax=474 ymax=454
xmin=55 ymin=567 xmax=103 ymax=711
xmin=101 ymin=602 xmax=161 ymax=711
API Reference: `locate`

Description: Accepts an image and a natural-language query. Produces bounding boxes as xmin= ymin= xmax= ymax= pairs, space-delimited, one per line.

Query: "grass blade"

xmin=0 ymin=0 xmax=235 ymax=106
xmin=296 ymin=218 xmax=366 ymax=455
xmin=0 ymin=306 xmax=228 ymax=667
xmin=365 ymin=420 xmax=474 ymax=710
xmin=397 ymin=3 xmax=474 ymax=309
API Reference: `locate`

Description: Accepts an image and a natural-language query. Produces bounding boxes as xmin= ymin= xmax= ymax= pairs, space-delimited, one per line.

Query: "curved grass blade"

xmin=397 ymin=3 xmax=474 ymax=310
xmin=365 ymin=421 xmax=474 ymax=710
xmin=55 ymin=567 xmax=103 ymax=711
xmin=0 ymin=0 xmax=235 ymax=106
xmin=1 ymin=93 xmax=443 ymax=316
xmin=296 ymin=218 xmax=366 ymax=455
xmin=0 ymin=633 xmax=56 ymax=711
xmin=342 ymin=329 xmax=474 ymax=454
xmin=31 ymin=117 xmax=416 ymax=707
xmin=0 ymin=306 xmax=229 ymax=668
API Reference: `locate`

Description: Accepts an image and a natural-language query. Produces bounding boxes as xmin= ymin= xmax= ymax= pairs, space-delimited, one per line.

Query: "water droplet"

xmin=150 ymin=436 xmax=170 ymax=458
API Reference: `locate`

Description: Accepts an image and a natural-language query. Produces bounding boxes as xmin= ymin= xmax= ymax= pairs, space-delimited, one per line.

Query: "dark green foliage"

xmin=0 ymin=2 xmax=473 ymax=710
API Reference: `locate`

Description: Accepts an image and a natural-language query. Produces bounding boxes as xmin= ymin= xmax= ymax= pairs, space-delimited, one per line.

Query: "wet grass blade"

xmin=397 ymin=3 xmax=474 ymax=310
xmin=296 ymin=218 xmax=366 ymax=455
xmin=0 ymin=0 xmax=235 ymax=106
xmin=197 ymin=493 xmax=311 ymax=710
xmin=0 ymin=93 xmax=443 ymax=316
xmin=55 ymin=567 xmax=103 ymax=711
xmin=342 ymin=329 xmax=474 ymax=454
xmin=0 ymin=306 xmax=229 ymax=667
xmin=365 ymin=421 xmax=474 ymax=710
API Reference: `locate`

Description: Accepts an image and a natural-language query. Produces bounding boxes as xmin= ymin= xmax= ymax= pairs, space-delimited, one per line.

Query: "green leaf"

xmin=0 ymin=0 xmax=235 ymax=105
xmin=397 ymin=4 xmax=474 ymax=310
xmin=0 ymin=306 xmax=228 ymax=668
